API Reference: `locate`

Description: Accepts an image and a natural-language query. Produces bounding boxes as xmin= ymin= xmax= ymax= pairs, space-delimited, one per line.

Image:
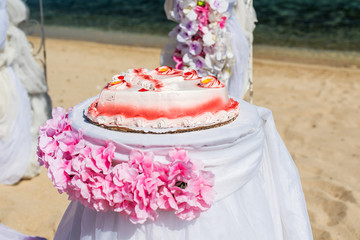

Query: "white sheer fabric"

xmin=0 ymin=223 xmax=46 ymax=240
xmin=8 ymin=0 xmax=52 ymax=179
xmin=6 ymin=0 xmax=27 ymax=26
xmin=0 ymin=66 xmax=32 ymax=184
xmin=0 ymin=0 xmax=32 ymax=184
xmin=161 ymin=0 xmax=257 ymax=99
xmin=53 ymin=98 xmax=313 ymax=240
xmin=0 ymin=0 xmax=52 ymax=181
xmin=0 ymin=0 xmax=7 ymax=51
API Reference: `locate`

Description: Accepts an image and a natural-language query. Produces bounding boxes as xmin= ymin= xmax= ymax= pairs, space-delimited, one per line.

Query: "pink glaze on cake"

xmin=86 ymin=66 xmax=239 ymax=129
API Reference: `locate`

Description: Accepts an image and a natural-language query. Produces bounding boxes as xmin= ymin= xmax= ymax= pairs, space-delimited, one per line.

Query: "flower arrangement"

xmin=170 ymin=0 xmax=234 ymax=84
xmin=37 ymin=107 xmax=216 ymax=224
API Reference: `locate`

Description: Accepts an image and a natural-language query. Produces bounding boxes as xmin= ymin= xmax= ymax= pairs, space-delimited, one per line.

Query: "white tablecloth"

xmin=54 ymin=99 xmax=313 ymax=240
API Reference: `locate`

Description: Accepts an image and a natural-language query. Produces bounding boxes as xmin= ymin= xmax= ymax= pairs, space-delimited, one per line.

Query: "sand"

xmin=0 ymin=37 xmax=359 ymax=240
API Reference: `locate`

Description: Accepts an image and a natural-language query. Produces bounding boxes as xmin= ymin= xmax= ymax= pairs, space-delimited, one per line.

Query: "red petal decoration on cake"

xmin=182 ymin=69 xmax=199 ymax=80
xmin=138 ymin=74 xmax=164 ymax=89
xmin=105 ymin=77 xmax=131 ymax=90
xmin=155 ymin=66 xmax=182 ymax=75
xmin=198 ymin=76 xmax=224 ymax=88
xmin=134 ymin=68 xmax=145 ymax=74
xmin=138 ymin=88 xmax=149 ymax=92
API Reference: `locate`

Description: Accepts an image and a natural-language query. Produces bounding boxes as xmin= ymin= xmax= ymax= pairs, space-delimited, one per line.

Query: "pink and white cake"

xmin=85 ymin=66 xmax=239 ymax=132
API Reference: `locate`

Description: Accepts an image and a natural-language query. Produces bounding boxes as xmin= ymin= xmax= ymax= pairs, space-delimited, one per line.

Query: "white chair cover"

xmin=53 ymin=99 xmax=313 ymax=240
xmin=0 ymin=223 xmax=46 ymax=240
xmin=0 ymin=0 xmax=7 ymax=51
xmin=0 ymin=66 xmax=32 ymax=184
xmin=0 ymin=0 xmax=52 ymax=181
xmin=0 ymin=0 xmax=31 ymax=185
xmin=161 ymin=0 xmax=256 ymax=99
xmin=6 ymin=0 xmax=47 ymax=95
xmin=6 ymin=0 xmax=27 ymax=26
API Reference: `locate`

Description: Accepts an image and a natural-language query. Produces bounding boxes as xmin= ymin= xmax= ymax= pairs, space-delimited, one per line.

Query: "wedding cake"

xmin=85 ymin=66 xmax=239 ymax=133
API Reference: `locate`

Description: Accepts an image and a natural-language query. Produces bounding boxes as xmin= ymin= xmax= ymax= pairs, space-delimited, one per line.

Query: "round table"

xmin=53 ymin=98 xmax=313 ymax=240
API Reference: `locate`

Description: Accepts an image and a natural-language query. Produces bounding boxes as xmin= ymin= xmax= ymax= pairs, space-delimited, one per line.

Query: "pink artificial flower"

xmin=189 ymin=40 xmax=202 ymax=56
xmin=176 ymin=28 xmax=191 ymax=43
xmin=128 ymin=150 xmax=156 ymax=176
xmin=218 ymin=16 xmax=227 ymax=29
xmin=169 ymin=148 xmax=191 ymax=163
xmin=112 ymin=163 xmax=137 ymax=213
xmin=169 ymin=25 xmax=181 ymax=38
xmin=127 ymin=150 xmax=167 ymax=223
xmin=38 ymin=135 xmax=58 ymax=156
xmin=57 ymin=130 xmax=81 ymax=155
xmin=70 ymin=155 xmax=91 ymax=182
xmin=68 ymin=175 xmax=91 ymax=203
xmin=131 ymin=175 xmax=160 ymax=223
xmin=113 ymin=163 xmax=138 ymax=186
xmin=173 ymin=54 xmax=183 ymax=69
xmin=195 ymin=4 xmax=210 ymax=27
xmin=173 ymin=169 xmax=215 ymax=220
xmin=188 ymin=170 xmax=216 ymax=208
xmin=38 ymin=108 xmax=216 ymax=223
xmin=46 ymin=107 xmax=71 ymax=135
xmin=157 ymin=186 xmax=178 ymax=211
xmin=170 ymin=1 xmax=183 ymax=21
xmin=87 ymin=175 xmax=113 ymax=211
xmin=209 ymin=0 xmax=229 ymax=14
xmin=51 ymin=107 xmax=67 ymax=119
xmin=47 ymin=155 xmax=71 ymax=193
xmin=179 ymin=18 xmax=199 ymax=36
xmin=168 ymin=160 xmax=193 ymax=186
xmin=86 ymin=142 xmax=115 ymax=174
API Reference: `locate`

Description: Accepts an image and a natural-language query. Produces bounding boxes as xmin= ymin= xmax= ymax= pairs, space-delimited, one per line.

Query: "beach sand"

xmin=0 ymin=37 xmax=359 ymax=240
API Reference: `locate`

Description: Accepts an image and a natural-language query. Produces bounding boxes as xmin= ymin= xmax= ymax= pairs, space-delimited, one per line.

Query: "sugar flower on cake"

xmin=105 ymin=75 xmax=132 ymax=90
xmin=182 ymin=69 xmax=199 ymax=80
xmin=199 ymin=75 xmax=225 ymax=88
xmin=169 ymin=0 xmax=234 ymax=84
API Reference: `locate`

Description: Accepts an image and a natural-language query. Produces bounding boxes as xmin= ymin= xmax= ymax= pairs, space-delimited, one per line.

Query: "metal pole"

xmin=246 ymin=0 xmax=254 ymax=104
xmin=39 ymin=0 xmax=47 ymax=83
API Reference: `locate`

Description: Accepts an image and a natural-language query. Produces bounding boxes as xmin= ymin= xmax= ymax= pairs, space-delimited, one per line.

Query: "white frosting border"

xmin=85 ymin=107 xmax=239 ymax=130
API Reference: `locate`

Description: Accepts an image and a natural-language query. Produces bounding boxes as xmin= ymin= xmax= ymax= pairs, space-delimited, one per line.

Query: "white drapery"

xmin=0 ymin=223 xmax=46 ymax=240
xmin=53 ymin=98 xmax=313 ymax=240
xmin=0 ymin=0 xmax=33 ymax=185
xmin=0 ymin=0 xmax=51 ymax=183
xmin=0 ymin=0 xmax=7 ymax=50
xmin=0 ymin=66 xmax=32 ymax=184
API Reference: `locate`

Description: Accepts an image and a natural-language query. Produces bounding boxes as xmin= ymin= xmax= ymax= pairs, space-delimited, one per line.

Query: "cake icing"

xmin=86 ymin=66 xmax=239 ymax=130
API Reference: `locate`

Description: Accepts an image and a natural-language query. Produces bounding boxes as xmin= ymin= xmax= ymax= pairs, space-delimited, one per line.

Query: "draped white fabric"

xmin=53 ymin=98 xmax=313 ymax=240
xmin=7 ymin=0 xmax=52 ymax=179
xmin=0 ymin=0 xmax=32 ymax=184
xmin=161 ymin=0 xmax=257 ymax=99
xmin=6 ymin=0 xmax=27 ymax=26
xmin=0 ymin=0 xmax=7 ymax=51
xmin=0 ymin=66 xmax=32 ymax=185
xmin=0 ymin=0 xmax=52 ymax=182
xmin=6 ymin=0 xmax=47 ymax=95
xmin=0 ymin=223 xmax=46 ymax=240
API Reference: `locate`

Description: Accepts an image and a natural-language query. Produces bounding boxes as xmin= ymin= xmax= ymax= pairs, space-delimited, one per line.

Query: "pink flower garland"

xmin=38 ymin=107 xmax=216 ymax=224
xmin=169 ymin=0 xmax=233 ymax=83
